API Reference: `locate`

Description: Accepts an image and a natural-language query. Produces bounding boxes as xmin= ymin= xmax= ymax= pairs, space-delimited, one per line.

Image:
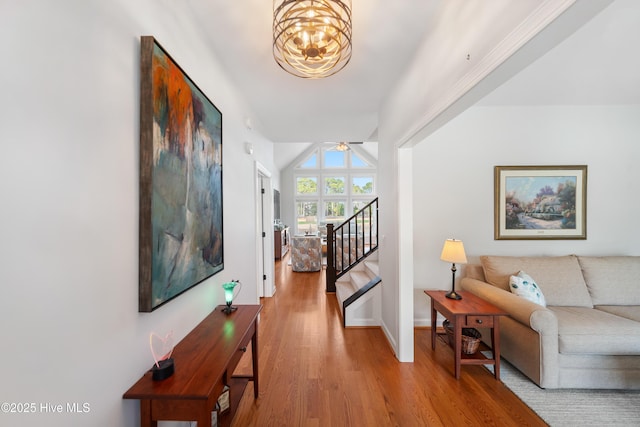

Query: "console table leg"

xmin=252 ymin=326 xmax=259 ymax=399
xmin=453 ymin=317 xmax=462 ymax=380
xmin=196 ymin=410 xmax=211 ymax=427
xmin=492 ymin=318 xmax=501 ymax=380
xmin=140 ymin=400 xmax=157 ymax=427
xmin=430 ymin=306 xmax=437 ymax=350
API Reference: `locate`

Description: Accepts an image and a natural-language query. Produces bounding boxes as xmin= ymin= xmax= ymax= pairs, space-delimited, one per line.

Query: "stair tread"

xmin=336 ymin=275 xmax=351 ymax=283
xmin=364 ymin=260 xmax=379 ymax=276
xmin=350 ymin=271 xmax=373 ymax=289
xmin=336 ymin=280 xmax=358 ymax=296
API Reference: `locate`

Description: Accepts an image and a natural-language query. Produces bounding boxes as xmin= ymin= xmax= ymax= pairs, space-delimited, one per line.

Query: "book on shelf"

xmin=217 ymin=385 xmax=230 ymax=413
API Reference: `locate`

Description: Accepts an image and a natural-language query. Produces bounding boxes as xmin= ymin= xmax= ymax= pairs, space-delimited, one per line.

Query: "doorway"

xmin=255 ymin=161 xmax=275 ymax=297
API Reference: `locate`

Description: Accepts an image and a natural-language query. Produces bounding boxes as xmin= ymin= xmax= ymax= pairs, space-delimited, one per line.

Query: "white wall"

xmin=0 ymin=1 xmax=275 ymax=426
xmin=280 ymin=162 xmax=295 ymax=231
xmin=374 ymin=130 xmax=402 ymax=358
xmin=373 ymin=0 xmax=621 ymax=357
xmin=412 ymin=104 xmax=640 ymax=324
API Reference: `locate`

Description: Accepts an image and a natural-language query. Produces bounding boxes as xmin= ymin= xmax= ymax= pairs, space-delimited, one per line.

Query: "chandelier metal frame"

xmin=273 ymin=0 xmax=352 ymax=79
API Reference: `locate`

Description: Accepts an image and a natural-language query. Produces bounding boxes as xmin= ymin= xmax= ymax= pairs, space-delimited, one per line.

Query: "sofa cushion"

xmin=578 ymin=256 xmax=640 ymax=305
xmin=464 ymin=264 xmax=485 ymax=281
xmin=550 ymin=306 xmax=640 ymax=355
xmin=480 ymin=255 xmax=593 ymax=307
xmin=509 ymin=271 xmax=546 ymax=306
xmin=596 ymin=306 xmax=640 ymax=323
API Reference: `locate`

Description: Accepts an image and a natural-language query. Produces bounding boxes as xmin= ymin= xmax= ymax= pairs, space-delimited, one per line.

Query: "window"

xmin=293 ymin=144 xmax=376 ymax=235
xmin=351 ymin=152 xmax=368 ymax=167
xmin=296 ymin=176 xmax=318 ymax=195
xmin=296 ymin=201 xmax=318 ymax=234
xmin=324 ymin=150 xmax=345 ymax=168
xmin=352 ymin=176 xmax=374 ymax=194
xmin=300 ymin=152 xmax=317 ymax=168
xmin=324 ymin=176 xmax=345 ymax=194
xmin=324 ymin=201 xmax=346 ymax=223
xmin=352 ymin=200 xmax=366 ymax=213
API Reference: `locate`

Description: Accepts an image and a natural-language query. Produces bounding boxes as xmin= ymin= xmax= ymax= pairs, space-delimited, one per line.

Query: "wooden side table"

xmin=424 ymin=290 xmax=508 ymax=380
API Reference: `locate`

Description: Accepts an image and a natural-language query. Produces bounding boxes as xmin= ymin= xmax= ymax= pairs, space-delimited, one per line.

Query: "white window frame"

xmin=293 ymin=145 xmax=376 ymax=235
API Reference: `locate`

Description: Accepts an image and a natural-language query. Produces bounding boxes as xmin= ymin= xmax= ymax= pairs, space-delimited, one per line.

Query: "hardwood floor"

xmin=232 ymin=255 xmax=546 ymax=426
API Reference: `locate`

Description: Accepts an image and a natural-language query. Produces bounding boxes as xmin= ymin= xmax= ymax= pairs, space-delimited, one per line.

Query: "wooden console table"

xmin=425 ymin=290 xmax=507 ymax=380
xmin=123 ymin=305 xmax=261 ymax=427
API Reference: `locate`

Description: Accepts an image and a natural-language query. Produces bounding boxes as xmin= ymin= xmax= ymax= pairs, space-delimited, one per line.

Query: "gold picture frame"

xmin=494 ymin=165 xmax=587 ymax=240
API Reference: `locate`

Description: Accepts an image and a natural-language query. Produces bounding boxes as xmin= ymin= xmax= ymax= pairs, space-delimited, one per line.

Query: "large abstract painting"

xmin=494 ymin=165 xmax=587 ymax=240
xmin=139 ymin=36 xmax=223 ymax=312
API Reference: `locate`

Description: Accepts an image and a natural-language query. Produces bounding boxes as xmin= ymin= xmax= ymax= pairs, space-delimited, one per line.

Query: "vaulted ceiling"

xmin=184 ymin=0 xmax=637 ymax=145
xmin=480 ymin=0 xmax=640 ymax=106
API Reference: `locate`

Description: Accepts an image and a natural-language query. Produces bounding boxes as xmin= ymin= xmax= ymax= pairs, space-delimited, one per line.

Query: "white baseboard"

xmin=414 ymin=313 xmax=446 ymax=328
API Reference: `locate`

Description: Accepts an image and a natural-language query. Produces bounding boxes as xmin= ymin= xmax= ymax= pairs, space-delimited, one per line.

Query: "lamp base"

xmin=445 ymin=290 xmax=462 ymax=300
xmin=221 ymin=305 xmax=237 ymax=314
xmin=151 ymin=358 xmax=174 ymax=381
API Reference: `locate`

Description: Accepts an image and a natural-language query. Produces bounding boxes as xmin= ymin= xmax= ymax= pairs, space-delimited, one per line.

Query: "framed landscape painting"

xmin=494 ymin=165 xmax=587 ymax=240
xmin=139 ymin=36 xmax=224 ymax=312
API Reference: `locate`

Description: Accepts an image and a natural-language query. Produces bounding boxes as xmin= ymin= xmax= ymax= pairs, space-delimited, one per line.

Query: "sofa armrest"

xmin=461 ymin=277 xmax=560 ymax=388
xmin=460 ymin=277 xmax=558 ymax=335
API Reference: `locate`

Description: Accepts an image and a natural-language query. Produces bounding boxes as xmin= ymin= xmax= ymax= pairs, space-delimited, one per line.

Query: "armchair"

xmin=290 ymin=236 xmax=322 ymax=272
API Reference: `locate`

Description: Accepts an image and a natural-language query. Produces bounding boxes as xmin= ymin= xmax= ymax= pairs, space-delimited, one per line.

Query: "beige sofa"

xmin=460 ymin=255 xmax=640 ymax=389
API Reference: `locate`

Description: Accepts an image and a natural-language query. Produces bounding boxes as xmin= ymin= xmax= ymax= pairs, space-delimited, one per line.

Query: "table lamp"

xmin=440 ymin=239 xmax=467 ymax=300
xmin=221 ymin=280 xmax=242 ymax=314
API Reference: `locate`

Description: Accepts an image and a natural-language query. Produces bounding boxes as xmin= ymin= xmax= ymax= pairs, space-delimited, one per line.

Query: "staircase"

xmin=335 ymin=258 xmax=381 ymax=327
xmin=326 ymin=198 xmax=381 ymax=327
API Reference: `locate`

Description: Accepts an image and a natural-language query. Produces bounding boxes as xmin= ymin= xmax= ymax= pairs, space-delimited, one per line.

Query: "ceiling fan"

xmin=326 ymin=141 xmax=363 ymax=151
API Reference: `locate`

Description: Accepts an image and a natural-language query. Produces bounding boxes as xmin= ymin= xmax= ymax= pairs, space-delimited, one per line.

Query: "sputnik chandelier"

xmin=273 ymin=0 xmax=352 ymax=79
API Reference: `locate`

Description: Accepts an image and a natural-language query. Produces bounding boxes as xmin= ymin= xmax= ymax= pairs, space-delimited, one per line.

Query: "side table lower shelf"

xmin=436 ymin=332 xmax=496 ymax=366
xmin=219 ymin=377 xmax=250 ymax=427
xmin=425 ymin=290 xmax=508 ymax=380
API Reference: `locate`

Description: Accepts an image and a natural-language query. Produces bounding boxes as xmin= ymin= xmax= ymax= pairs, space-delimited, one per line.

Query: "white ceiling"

xmin=187 ymin=0 xmax=440 ymax=142
xmin=183 ymin=0 xmax=637 ymax=145
xmin=480 ymin=0 xmax=640 ymax=106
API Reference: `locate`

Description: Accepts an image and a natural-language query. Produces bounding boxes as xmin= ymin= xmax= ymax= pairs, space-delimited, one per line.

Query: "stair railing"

xmin=326 ymin=197 xmax=378 ymax=292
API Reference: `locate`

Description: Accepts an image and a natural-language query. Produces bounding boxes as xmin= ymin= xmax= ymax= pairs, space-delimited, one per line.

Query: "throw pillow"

xmin=509 ymin=271 xmax=547 ymax=306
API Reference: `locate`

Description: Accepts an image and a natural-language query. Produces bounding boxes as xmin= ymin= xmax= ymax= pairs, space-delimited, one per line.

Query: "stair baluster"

xmin=326 ymin=198 xmax=378 ymax=293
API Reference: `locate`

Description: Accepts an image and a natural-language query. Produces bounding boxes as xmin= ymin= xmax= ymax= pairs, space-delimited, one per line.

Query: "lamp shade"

xmin=223 ymin=285 xmax=235 ymax=305
xmin=440 ymin=239 xmax=467 ymax=264
xmin=221 ymin=281 xmax=241 ymax=308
